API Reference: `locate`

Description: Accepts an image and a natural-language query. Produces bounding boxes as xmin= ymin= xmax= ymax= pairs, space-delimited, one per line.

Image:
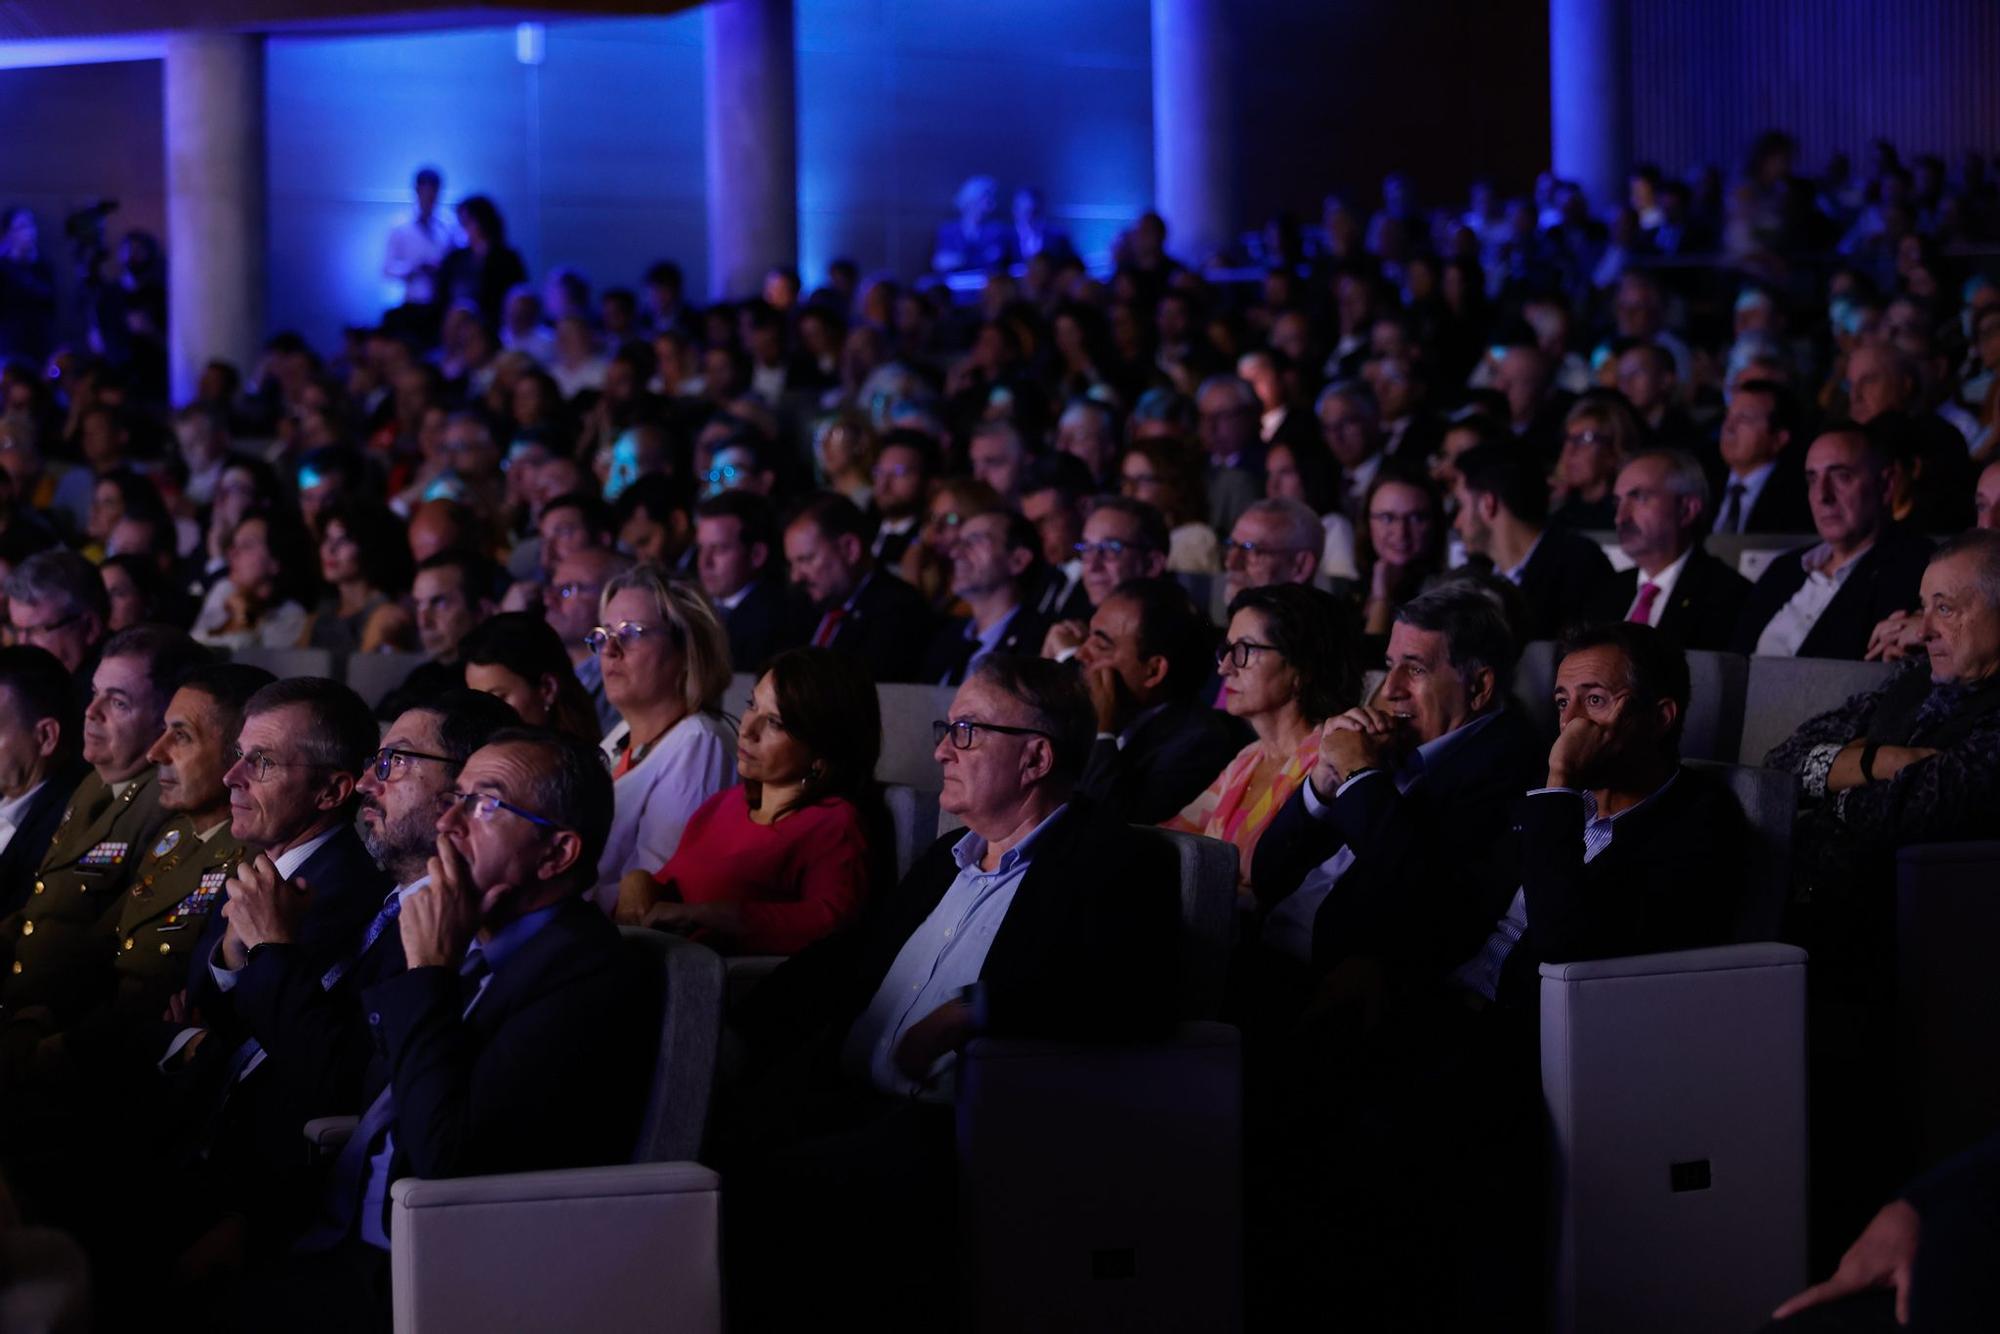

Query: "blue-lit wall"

xmin=265 ymin=17 xmax=708 ymax=343
xmin=795 ymin=0 xmax=1154 ymax=282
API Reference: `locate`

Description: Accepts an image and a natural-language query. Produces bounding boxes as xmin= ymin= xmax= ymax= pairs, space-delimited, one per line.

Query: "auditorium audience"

xmin=614 ymin=647 xmax=882 ymax=954
xmin=1168 ymin=583 xmax=1359 ymax=891
xmin=592 ymin=563 xmax=736 ymax=906
xmin=9 ymin=119 xmax=2000 ymax=1329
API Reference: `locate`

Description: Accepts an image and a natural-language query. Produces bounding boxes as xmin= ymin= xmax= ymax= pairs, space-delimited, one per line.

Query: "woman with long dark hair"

xmin=614 ymin=647 xmax=884 ymax=955
xmin=460 ymin=611 xmax=603 ymax=745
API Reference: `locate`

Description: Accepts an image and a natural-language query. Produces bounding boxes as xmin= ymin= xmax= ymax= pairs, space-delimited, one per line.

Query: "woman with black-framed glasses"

xmin=1166 ymin=582 xmax=1359 ymax=896
xmin=590 ymin=564 xmax=737 ymax=910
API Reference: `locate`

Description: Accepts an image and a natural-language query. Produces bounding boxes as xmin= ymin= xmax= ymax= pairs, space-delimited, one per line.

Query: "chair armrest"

xmin=1539 ymin=942 xmax=1805 ymax=983
xmin=390 ymin=1161 xmax=719 ymax=1211
xmin=304 ymin=1115 xmax=359 ymax=1156
xmin=724 ymin=953 xmax=785 ymax=1007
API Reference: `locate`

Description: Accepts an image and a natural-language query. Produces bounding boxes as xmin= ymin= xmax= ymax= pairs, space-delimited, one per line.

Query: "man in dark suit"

xmin=1075 ymin=576 xmax=1249 ymax=824
xmin=918 ymin=511 xmax=1049 ymax=687
xmin=1589 ymin=449 xmax=1750 ymax=650
xmin=693 ymin=490 xmax=785 ymax=674
xmin=866 ymin=432 xmax=937 ymax=569
xmin=1019 ymin=453 xmax=1094 ymax=624
xmin=1732 ymin=426 xmax=1934 ymax=659
xmin=1251 ymin=583 xmax=1544 ymax=981
xmin=1453 ymin=440 xmax=1613 ymax=641
xmin=1715 ymin=378 xmax=1813 ymax=535
xmin=782 ymin=493 xmax=933 ymax=683
xmin=730 ymin=655 xmax=1180 ymax=1328
xmin=187 ymin=692 xmax=519 ymax=1260
xmin=227 ymin=727 xmax=657 ymax=1332
xmin=0 ymin=645 xmax=89 ymax=920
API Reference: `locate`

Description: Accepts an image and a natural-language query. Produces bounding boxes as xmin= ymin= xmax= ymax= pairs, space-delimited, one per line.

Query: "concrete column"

xmin=164 ymin=32 xmax=267 ymax=407
xmin=1548 ymin=0 xmax=1631 ymax=214
xmin=1150 ymin=0 xmax=1235 ymax=265
xmin=703 ymin=0 xmax=798 ymax=302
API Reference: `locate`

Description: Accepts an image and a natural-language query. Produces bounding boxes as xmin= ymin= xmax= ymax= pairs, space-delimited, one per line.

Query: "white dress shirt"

xmin=0 ymin=779 xmax=46 ymax=859
xmin=594 ymin=711 xmax=737 ymax=910
xmin=1754 ymin=541 xmax=1872 ymax=658
xmin=383 ymin=211 xmax=461 ymax=305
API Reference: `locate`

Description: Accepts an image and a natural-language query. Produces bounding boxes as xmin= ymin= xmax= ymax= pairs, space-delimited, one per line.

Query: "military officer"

xmin=102 ymin=664 xmax=275 ymax=1029
xmin=1 ymin=628 xmax=206 ymax=1033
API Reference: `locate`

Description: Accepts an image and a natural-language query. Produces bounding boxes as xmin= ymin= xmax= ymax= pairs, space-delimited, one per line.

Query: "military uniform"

xmin=3 ymin=768 xmax=166 ymax=1022
xmin=109 ymin=815 xmax=245 ymax=1023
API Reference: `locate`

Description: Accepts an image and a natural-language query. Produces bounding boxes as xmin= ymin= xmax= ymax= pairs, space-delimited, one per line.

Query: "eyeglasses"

xmin=872 ymin=462 xmax=916 ymax=482
xmin=1563 ymin=429 xmax=1612 ymax=448
xmin=932 ymin=719 xmax=1057 ymax=750
xmin=1073 ymin=539 xmax=1151 ymax=560
xmin=702 ymin=463 xmax=747 ymax=487
xmin=440 ymin=788 xmax=563 ymax=831
xmin=230 ymin=746 xmax=321 ymax=783
xmin=585 ymin=620 xmax=670 ymax=653
xmin=1215 ymin=639 xmax=1279 ymax=669
xmin=369 ymin=747 xmax=456 ymax=783
xmin=547 ymin=580 xmax=602 ymax=603
xmin=1221 ymin=539 xmax=1309 ymax=562
xmin=15 ymin=611 xmax=83 ymax=643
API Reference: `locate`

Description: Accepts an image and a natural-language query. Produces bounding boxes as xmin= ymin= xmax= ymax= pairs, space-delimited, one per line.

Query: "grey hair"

xmin=1195 ymin=374 xmax=1259 ymax=410
xmin=1625 ymin=448 xmax=1712 ymax=521
xmin=1393 ymin=582 xmax=1518 ymax=699
xmin=1237 ymin=497 xmax=1323 ymax=554
xmin=5 ymin=549 xmax=108 ymax=622
xmin=1932 ymin=528 xmax=2000 ymax=611
xmin=1315 ymin=377 xmax=1380 ymax=421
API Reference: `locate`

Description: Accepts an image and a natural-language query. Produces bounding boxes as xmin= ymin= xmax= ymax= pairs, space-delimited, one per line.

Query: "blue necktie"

xmin=322 ymin=890 xmax=406 ymax=991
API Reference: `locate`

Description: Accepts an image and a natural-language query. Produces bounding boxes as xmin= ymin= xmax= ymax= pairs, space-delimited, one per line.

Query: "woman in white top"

xmin=591 ymin=563 xmax=737 ymax=908
xmin=190 ymin=510 xmax=315 ymax=651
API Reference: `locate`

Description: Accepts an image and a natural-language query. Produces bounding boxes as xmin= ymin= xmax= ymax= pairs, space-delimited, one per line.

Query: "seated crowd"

xmin=2 ymin=130 xmax=2000 ymax=1331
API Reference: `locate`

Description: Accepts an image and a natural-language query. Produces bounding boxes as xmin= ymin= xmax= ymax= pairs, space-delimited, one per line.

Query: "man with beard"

xmin=1588 ymin=450 xmax=1748 ymax=649
xmin=170 ymin=691 xmax=520 ymax=1278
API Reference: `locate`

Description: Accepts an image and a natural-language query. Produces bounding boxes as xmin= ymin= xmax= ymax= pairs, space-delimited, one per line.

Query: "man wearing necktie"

xmin=1589 ymin=450 xmax=1750 ymax=651
xmin=172 ymin=693 xmax=518 ymax=1274
xmin=228 ymin=728 xmax=657 ymax=1332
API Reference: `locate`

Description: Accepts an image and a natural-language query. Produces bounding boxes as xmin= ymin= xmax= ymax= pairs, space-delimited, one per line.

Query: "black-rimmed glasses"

xmin=368 ymin=747 xmax=456 ymax=783
xmin=932 ymin=719 xmax=1056 ymax=750
xmin=1215 ymin=639 xmax=1279 ymax=669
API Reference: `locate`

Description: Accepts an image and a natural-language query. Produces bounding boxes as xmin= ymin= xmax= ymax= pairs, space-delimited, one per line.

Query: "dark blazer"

xmin=918 ymin=604 xmax=1050 ymax=687
xmin=1078 ymin=696 xmax=1253 ymax=827
xmin=738 ymin=798 xmax=1180 ymax=1077
xmin=1494 ymin=763 xmax=1746 ymax=1009
xmin=787 ymin=569 xmax=935 ymax=684
xmin=345 ymin=899 xmax=657 ymax=1237
xmin=0 ymin=758 xmax=88 ymax=919
xmin=1728 ymin=525 xmax=1933 ymax=659
xmin=1515 ymin=525 xmax=1615 ymax=642
xmin=1251 ymin=707 xmax=1546 ymax=974
xmin=1028 ymin=564 xmax=1091 ymax=624
xmin=720 ymin=577 xmax=786 ymax=677
xmin=1722 ymin=458 xmax=1812 ymax=534
xmin=1588 ymin=545 xmax=1751 ymax=651
xmin=185 ymin=823 xmax=393 ymax=1031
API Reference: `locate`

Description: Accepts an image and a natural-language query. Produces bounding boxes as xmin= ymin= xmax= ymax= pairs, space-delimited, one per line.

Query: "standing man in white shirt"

xmin=382 ymin=166 xmax=461 ymax=310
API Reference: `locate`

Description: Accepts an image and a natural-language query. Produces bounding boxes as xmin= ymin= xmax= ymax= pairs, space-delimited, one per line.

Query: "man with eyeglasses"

xmin=1195 ymin=374 xmax=1266 ymax=537
xmin=545 ymin=544 xmax=631 ymax=735
xmin=166 ymin=678 xmax=390 ymax=1093
xmin=729 ymin=655 xmax=1177 ymax=1327
xmin=1223 ymin=498 xmax=1326 ymax=605
xmin=1039 ymin=497 xmax=1170 ymax=662
xmin=161 ymin=692 xmax=520 ymax=1274
xmin=5 ymin=547 xmax=109 ymax=688
xmin=242 ymin=728 xmax=655 ymax=1331
xmin=920 ymin=510 xmax=1048 ymax=687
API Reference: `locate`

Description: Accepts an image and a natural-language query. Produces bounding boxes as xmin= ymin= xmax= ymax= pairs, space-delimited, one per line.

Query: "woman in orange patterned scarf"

xmin=1167 ymin=582 xmax=1359 ymax=898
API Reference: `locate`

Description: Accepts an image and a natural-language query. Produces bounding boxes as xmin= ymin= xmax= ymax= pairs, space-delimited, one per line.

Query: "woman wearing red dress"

xmin=614 ymin=647 xmax=885 ymax=955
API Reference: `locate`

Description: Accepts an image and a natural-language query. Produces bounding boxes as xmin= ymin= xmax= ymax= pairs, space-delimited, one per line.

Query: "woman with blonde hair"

xmin=591 ymin=563 xmax=737 ymax=907
xmin=1549 ymin=389 xmax=1645 ymax=529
